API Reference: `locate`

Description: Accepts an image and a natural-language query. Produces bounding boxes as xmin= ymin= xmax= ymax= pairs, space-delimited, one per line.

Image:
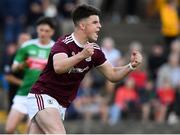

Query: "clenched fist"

xmin=130 ymin=50 xmax=143 ymax=70
xmin=81 ymin=43 xmax=94 ymax=58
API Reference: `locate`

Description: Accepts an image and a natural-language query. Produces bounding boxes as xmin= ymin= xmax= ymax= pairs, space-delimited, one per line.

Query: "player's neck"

xmin=39 ymin=38 xmax=51 ymax=45
xmin=73 ymin=30 xmax=88 ymax=46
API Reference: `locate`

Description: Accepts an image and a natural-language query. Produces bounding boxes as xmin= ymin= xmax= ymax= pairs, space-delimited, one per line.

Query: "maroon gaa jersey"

xmin=30 ymin=33 xmax=107 ymax=107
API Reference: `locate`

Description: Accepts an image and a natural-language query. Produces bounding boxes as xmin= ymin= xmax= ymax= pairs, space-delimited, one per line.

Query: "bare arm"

xmin=53 ymin=53 xmax=85 ymax=74
xmin=97 ymin=50 xmax=143 ymax=82
xmin=12 ymin=62 xmax=26 ymax=72
xmin=5 ymin=74 xmax=22 ymax=86
xmin=53 ymin=43 xmax=94 ymax=74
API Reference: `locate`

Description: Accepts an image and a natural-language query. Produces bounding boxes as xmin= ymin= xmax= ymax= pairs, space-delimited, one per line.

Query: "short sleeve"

xmin=93 ymin=49 xmax=107 ymax=67
xmin=14 ymin=46 xmax=27 ymax=64
xmin=51 ymin=38 xmax=69 ymax=56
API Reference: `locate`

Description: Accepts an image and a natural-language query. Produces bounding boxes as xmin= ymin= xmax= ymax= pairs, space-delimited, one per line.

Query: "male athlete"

xmin=5 ymin=17 xmax=55 ymax=133
xmin=27 ymin=4 xmax=143 ymax=134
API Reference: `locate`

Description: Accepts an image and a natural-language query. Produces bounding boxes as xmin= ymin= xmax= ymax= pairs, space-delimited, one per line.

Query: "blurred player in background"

xmin=4 ymin=32 xmax=31 ymax=111
xmin=26 ymin=4 xmax=143 ymax=134
xmin=5 ymin=17 xmax=55 ymax=134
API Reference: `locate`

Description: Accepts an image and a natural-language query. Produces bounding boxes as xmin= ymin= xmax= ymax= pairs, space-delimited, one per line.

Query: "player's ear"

xmin=79 ymin=20 xmax=86 ymax=31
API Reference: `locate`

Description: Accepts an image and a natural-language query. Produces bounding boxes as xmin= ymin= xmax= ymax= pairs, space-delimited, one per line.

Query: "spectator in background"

xmin=101 ymin=37 xmax=121 ymax=67
xmin=160 ymin=0 xmax=180 ymax=56
xmin=146 ymin=0 xmax=166 ymax=19
xmin=4 ymin=33 xmax=31 ymax=111
xmin=109 ymin=78 xmax=139 ymax=125
xmin=43 ymin=0 xmax=57 ymax=18
xmin=157 ymin=53 xmax=180 ymax=89
xmin=141 ymin=80 xmax=158 ymax=122
xmin=42 ymin=0 xmax=61 ymax=40
xmin=129 ymin=66 xmax=147 ymax=91
xmin=170 ymin=39 xmax=180 ymax=54
xmin=73 ymin=73 xmax=108 ymax=127
xmin=100 ymin=0 xmax=140 ymax=23
xmin=156 ymin=79 xmax=175 ymax=123
xmin=101 ymin=37 xmax=121 ymax=107
xmin=147 ymin=43 xmax=166 ymax=81
xmin=169 ymin=82 xmax=180 ymax=124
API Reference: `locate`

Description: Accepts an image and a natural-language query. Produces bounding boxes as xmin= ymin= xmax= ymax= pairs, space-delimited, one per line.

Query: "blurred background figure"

xmin=101 ymin=37 xmax=121 ymax=67
xmin=109 ymin=77 xmax=139 ymax=125
xmin=72 ymin=73 xmax=108 ymax=132
xmin=160 ymin=0 xmax=180 ymax=56
xmin=156 ymin=79 xmax=175 ymax=123
xmin=101 ymin=37 xmax=122 ymax=117
xmin=147 ymin=42 xmax=166 ymax=82
xmin=155 ymin=52 xmax=180 ymax=123
xmin=141 ymin=80 xmax=157 ymax=122
xmin=170 ymin=39 xmax=180 ymax=55
xmin=5 ymin=17 xmax=55 ymax=134
xmin=4 ymin=33 xmax=31 ymax=111
xmin=157 ymin=53 xmax=180 ymax=89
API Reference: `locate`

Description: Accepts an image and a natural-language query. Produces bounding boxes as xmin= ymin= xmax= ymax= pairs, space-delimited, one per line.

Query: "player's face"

xmin=37 ymin=24 xmax=54 ymax=41
xmin=83 ymin=15 xmax=101 ymax=42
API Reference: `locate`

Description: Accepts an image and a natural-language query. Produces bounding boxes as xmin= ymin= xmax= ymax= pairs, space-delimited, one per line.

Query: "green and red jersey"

xmin=13 ymin=39 xmax=54 ymax=96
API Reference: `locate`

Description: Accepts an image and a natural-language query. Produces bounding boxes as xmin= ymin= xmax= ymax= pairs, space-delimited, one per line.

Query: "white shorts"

xmin=12 ymin=95 xmax=28 ymax=114
xmin=27 ymin=93 xmax=66 ymax=120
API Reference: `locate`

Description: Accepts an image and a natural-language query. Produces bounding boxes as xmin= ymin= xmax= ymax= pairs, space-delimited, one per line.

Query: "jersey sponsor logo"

xmin=26 ymin=57 xmax=47 ymax=70
xmin=68 ymin=66 xmax=89 ymax=73
xmin=29 ymin=50 xmax=37 ymax=55
xmin=38 ymin=50 xmax=47 ymax=59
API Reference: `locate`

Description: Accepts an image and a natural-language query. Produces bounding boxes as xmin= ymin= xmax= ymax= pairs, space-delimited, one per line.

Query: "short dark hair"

xmin=36 ymin=17 xmax=56 ymax=30
xmin=72 ymin=4 xmax=101 ymax=26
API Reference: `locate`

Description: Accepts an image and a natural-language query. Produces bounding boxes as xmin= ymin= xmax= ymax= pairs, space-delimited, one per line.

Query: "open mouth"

xmin=95 ymin=31 xmax=99 ymax=36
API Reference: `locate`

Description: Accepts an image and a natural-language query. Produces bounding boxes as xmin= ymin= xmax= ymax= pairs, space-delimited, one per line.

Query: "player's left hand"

xmin=130 ymin=50 xmax=143 ymax=69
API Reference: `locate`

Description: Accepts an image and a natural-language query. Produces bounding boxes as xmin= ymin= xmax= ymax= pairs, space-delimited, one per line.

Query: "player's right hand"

xmin=130 ymin=50 xmax=143 ymax=69
xmin=81 ymin=43 xmax=94 ymax=58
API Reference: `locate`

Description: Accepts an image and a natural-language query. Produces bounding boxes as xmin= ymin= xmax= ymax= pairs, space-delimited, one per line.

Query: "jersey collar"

xmin=37 ymin=39 xmax=54 ymax=48
xmin=71 ymin=33 xmax=84 ymax=48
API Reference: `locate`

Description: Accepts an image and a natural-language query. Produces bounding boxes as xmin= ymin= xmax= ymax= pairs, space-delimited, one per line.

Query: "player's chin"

xmin=89 ymin=37 xmax=97 ymax=42
xmin=92 ymin=35 xmax=98 ymax=41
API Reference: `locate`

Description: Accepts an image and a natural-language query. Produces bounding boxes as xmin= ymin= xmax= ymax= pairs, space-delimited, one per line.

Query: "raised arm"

xmin=97 ymin=50 xmax=143 ymax=82
xmin=53 ymin=43 xmax=95 ymax=74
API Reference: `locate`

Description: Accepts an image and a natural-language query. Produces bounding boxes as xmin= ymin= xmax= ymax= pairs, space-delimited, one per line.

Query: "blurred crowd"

xmin=0 ymin=0 xmax=180 ymax=129
xmin=66 ymin=37 xmax=180 ymax=126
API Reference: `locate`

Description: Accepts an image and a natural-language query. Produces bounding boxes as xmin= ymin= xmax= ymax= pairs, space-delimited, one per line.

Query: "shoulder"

xmin=93 ymin=43 xmax=101 ymax=50
xmin=21 ymin=39 xmax=38 ymax=48
xmin=92 ymin=43 xmax=105 ymax=57
xmin=159 ymin=64 xmax=170 ymax=72
xmin=49 ymin=40 xmax=55 ymax=47
xmin=61 ymin=34 xmax=73 ymax=45
xmin=54 ymin=35 xmax=74 ymax=47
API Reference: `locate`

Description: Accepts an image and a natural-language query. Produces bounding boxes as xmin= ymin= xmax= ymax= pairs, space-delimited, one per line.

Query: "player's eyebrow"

xmin=92 ymin=20 xmax=99 ymax=24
